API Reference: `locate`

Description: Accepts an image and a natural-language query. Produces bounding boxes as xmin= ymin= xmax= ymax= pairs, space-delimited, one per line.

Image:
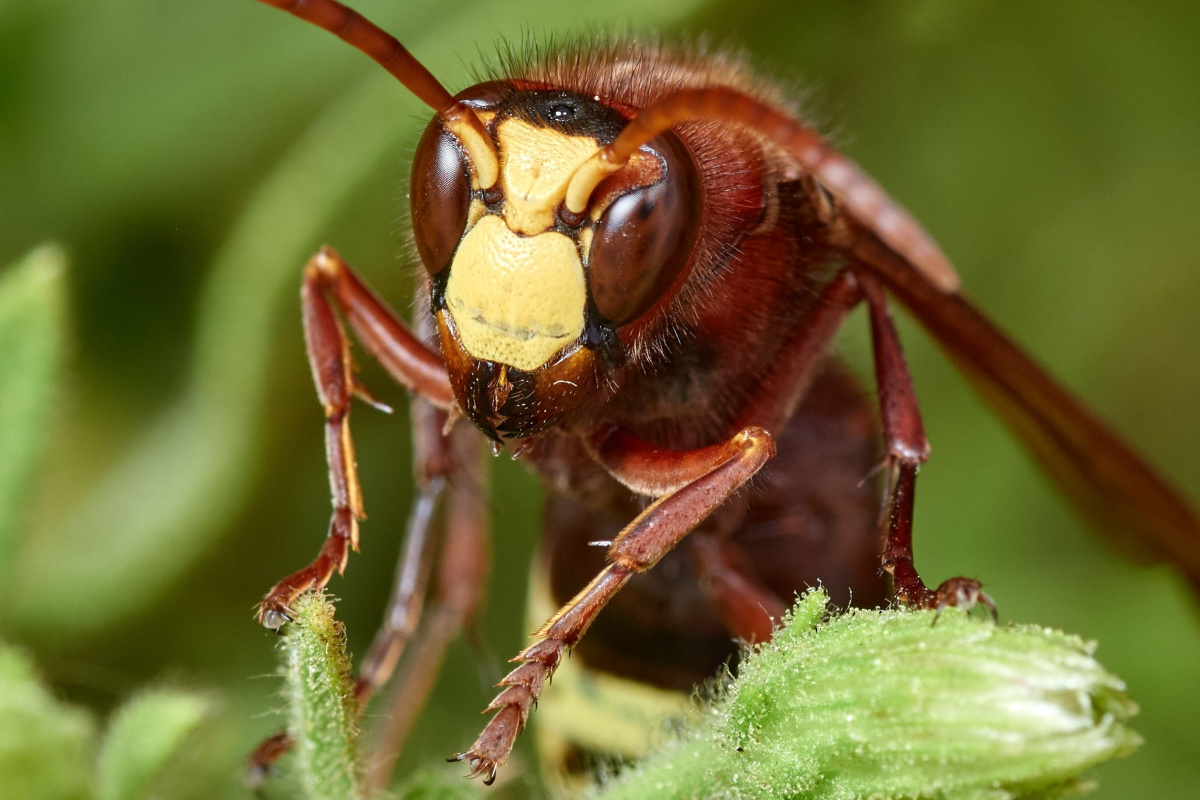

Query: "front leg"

xmin=257 ymin=247 xmax=453 ymax=629
xmin=860 ymin=274 xmax=994 ymax=617
xmin=452 ymin=425 xmax=776 ymax=784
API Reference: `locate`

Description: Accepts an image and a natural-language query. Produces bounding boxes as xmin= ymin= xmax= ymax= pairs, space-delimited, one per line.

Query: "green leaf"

xmin=283 ymin=592 xmax=363 ymax=800
xmin=0 ymin=643 xmax=95 ymax=800
xmin=0 ymin=245 xmax=66 ymax=577
xmin=595 ymin=589 xmax=1140 ymax=800
xmin=94 ymin=689 xmax=210 ymax=800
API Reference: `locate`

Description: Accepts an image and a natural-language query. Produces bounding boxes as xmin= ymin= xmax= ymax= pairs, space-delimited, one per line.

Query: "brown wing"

xmin=844 ymin=217 xmax=1200 ymax=592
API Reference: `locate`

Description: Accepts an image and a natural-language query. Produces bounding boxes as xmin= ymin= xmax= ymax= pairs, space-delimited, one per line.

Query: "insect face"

xmin=411 ymin=85 xmax=700 ymax=439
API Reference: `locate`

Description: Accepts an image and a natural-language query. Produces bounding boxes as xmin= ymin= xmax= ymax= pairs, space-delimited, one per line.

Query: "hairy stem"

xmin=282 ymin=591 xmax=364 ymax=800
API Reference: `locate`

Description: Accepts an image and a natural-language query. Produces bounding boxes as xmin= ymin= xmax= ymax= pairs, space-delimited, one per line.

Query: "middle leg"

xmin=364 ymin=401 xmax=490 ymax=791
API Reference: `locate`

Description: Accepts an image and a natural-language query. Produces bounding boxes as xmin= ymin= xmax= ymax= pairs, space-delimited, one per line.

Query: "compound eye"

xmin=411 ymin=118 xmax=471 ymax=276
xmin=589 ymin=142 xmax=700 ymax=326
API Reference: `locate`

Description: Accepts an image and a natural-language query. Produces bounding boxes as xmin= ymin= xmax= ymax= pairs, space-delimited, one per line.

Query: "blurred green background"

xmin=2 ymin=0 xmax=1198 ymax=797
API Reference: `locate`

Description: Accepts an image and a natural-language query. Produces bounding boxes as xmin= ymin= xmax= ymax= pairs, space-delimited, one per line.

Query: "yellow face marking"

xmin=578 ymin=225 xmax=594 ymax=262
xmin=497 ymin=118 xmax=602 ymax=235
xmin=466 ymin=196 xmax=486 ymax=231
xmin=443 ymin=107 xmax=499 ymax=190
xmin=445 ymin=215 xmax=586 ymax=371
xmin=565 ymin=150 xmax=623 ymax=214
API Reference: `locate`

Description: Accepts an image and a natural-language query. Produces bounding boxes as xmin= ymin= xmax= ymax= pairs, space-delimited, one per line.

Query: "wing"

xmin=841 ymin=210 xmax=1200 ymax=592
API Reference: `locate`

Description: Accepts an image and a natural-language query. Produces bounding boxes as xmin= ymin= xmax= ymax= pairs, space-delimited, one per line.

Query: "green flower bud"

xmin=596 ymin=589 xmax=1140 ymax=800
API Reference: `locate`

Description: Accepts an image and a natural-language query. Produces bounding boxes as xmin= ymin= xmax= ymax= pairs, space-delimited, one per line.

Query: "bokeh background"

xmin=2 ymin=0 xmax=1198 ymax=797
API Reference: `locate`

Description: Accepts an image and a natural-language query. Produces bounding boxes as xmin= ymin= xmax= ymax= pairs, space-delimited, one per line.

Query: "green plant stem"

xmin=283 ymin=591 xmax=364 ymax=800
